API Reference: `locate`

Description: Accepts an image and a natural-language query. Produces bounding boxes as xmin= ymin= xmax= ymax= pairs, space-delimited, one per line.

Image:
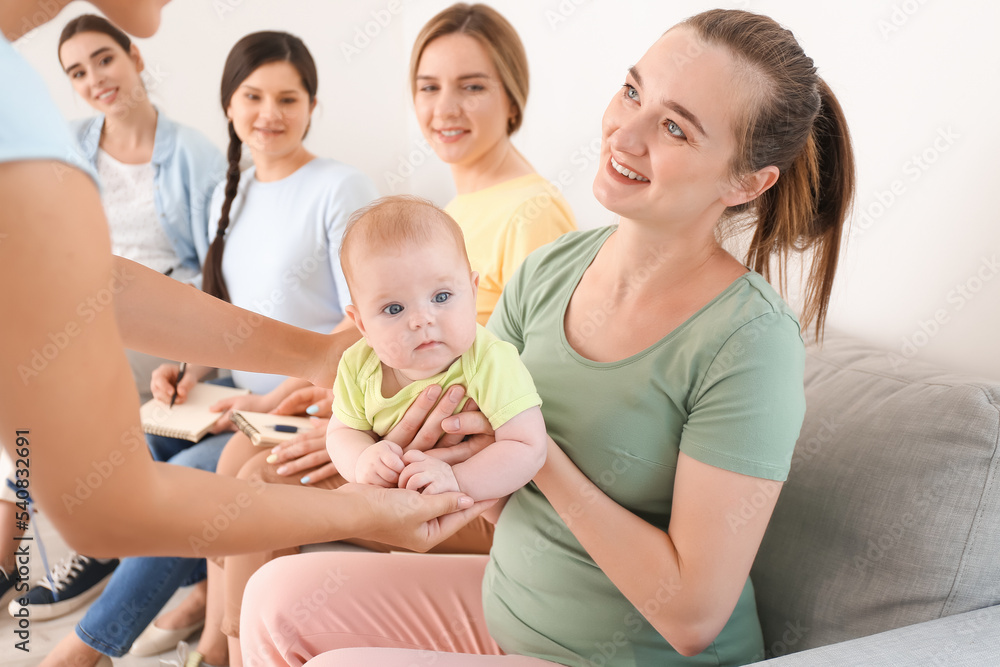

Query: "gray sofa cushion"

xmin=750 ymin=331 xmax=1000 ymax=656
xmin=747 ymin=605 xmax=1000 ymax=666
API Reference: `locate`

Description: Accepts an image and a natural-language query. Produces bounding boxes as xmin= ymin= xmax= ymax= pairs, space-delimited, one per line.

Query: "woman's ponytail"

xmin=798 ymin=79 xmax=855 ymax=337
xmin=201 ymin=122 xmax=242 ymax=302
xmin=685 ymin=10 xmax=856 ymax=341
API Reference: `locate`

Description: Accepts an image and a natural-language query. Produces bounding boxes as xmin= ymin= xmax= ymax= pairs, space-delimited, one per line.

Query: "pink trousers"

xmin=240 ymin=551 xmax=558 ymax=667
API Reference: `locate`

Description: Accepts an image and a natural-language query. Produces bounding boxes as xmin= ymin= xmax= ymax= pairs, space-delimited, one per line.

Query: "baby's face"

xmin=347 ymin=235 xmax=478 ymax=382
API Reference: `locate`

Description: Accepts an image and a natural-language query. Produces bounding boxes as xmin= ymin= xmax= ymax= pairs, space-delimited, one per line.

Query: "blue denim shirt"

xmin=70 ymin=111 xmax=226 ymax=275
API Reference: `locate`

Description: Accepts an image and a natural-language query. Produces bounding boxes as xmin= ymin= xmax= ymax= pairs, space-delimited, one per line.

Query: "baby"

xmin=329 ymin=196 xmax=546 ymax=501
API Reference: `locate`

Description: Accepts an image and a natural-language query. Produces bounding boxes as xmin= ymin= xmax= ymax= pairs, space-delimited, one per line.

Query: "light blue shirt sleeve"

xmin=324 ymin=170 xmax=380 ymax=310
xmin=0 ymin=37 xmax=96 ymax=183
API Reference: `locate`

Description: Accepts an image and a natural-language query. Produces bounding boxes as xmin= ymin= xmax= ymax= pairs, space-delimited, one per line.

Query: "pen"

xmin=170 ymin=362 xmax=187 ymax=408
xmin=273 ymin=425 xmax=299 ymax=433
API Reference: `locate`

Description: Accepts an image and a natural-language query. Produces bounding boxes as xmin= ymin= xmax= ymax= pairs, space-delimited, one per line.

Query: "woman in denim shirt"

xmin=60 ymin=14 xmax=225 ymax=285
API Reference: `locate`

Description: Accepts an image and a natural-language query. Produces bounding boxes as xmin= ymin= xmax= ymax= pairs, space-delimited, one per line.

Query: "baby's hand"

xmin=355 ymin=441 xmax=405 ymax=487
xmin=399 ymin=450 xmax=460 ymax=495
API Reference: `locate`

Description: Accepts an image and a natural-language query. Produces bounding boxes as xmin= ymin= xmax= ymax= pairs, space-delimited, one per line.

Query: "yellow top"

xmin=445 ymin=173 xmax=576 ymax=325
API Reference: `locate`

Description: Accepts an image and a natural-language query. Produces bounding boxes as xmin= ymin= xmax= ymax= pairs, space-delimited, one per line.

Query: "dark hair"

xmin=410 ymin=3 xmax=529 ymax=135
xmin=58 ymin=14 xmax=132 ymax=57
xmin=201 ymin=31 xmax=318 ymax=302
xmin=683 ymin=9 xmax=856 ymax=340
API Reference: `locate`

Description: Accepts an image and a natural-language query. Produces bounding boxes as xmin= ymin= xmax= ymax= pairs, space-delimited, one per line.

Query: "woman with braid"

xmin=39 ymin=31 xmax=377 ymax=667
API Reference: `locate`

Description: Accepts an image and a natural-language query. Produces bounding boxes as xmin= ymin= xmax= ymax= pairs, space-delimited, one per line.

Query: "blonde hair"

xmin=340 ymin=196 xmax=470 ymax=297
xmin=409 ymin=3 xmax=529 ymax=135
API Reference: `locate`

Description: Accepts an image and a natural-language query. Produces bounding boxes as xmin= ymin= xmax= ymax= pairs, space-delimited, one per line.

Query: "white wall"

xmin=15 ymin=0 xmax=1000 ymax=379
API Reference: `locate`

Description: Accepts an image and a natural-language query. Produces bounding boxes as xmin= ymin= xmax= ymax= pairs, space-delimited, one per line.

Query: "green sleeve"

xmin=465 ymin=338 xmax=542 ymax=431
xmin=498 ymin=197 xmax=574 ymax=287
xmin=331 ymin=343 xmax=374 ymax=431
xmin=679 ymin=312 xmax=806 ymax=481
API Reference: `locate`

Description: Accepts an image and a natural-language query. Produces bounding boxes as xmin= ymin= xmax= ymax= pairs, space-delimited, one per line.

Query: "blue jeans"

xmin=76 ymin=379 xmax=236 ymax=657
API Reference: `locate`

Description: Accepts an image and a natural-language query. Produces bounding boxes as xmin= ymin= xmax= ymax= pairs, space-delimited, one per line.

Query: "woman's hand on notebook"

xmin=268 ymin=421 xmax=337 ymax=485
xmin=149 ymin=363 xmax=201 ymax=405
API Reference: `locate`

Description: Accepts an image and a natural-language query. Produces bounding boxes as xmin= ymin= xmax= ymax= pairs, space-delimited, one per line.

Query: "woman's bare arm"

xmin=112 ymin=255 xmax=358 ymax=388
xmin=533 ymin=437 xmax=782 ymax=657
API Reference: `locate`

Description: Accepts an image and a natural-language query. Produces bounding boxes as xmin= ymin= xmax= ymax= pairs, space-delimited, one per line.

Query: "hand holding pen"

xmin=169 ymin=362 xmax=187 ymax=408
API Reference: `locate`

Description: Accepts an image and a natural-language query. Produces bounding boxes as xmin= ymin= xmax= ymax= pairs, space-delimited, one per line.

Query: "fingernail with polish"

xmin=300 ymin=475 xmax=311 ymax=485
xmin=266 ymin=454 xmax=278 ymax=464
xmin=276 ymin=466 xmax=287 ymax=475
xmin=306 ymin=404 xmax=319 ymax=415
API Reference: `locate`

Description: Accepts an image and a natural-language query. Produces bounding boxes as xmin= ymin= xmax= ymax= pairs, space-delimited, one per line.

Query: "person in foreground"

xmin=240 ymin=8 xmax=855 ymax=666
xmin=34 ymin=28 xmax=383 ymax=667
xmin=7 ymin=13 xmax=229 ymax=625
xmin=330 ymin=196 xmax=547 ymax=501
xmin=0 ymin=0 xmax=484 ymax=600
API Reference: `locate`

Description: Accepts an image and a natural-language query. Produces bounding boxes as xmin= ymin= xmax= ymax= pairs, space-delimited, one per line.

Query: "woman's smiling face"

xmin=226 ymin=61 xmax=315 ymax=160
xmin=413 ymin=33 xmax=515 ymax=171
xmin=60 ymin=32 xmax=145 ymax=118
xmin=593 ymin=27 xmax=754 ymax=229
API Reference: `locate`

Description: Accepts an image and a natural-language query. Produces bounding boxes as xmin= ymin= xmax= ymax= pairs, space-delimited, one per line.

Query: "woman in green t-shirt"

xmin=240 ymin=9 xmax=855 ymax=667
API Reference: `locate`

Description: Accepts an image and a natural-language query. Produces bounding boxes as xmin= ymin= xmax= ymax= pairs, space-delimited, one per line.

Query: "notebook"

xmin=230 ymin=411 xmax=316 ymax=447
xmin=140 ymin=382 xmax=250 ymax=442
